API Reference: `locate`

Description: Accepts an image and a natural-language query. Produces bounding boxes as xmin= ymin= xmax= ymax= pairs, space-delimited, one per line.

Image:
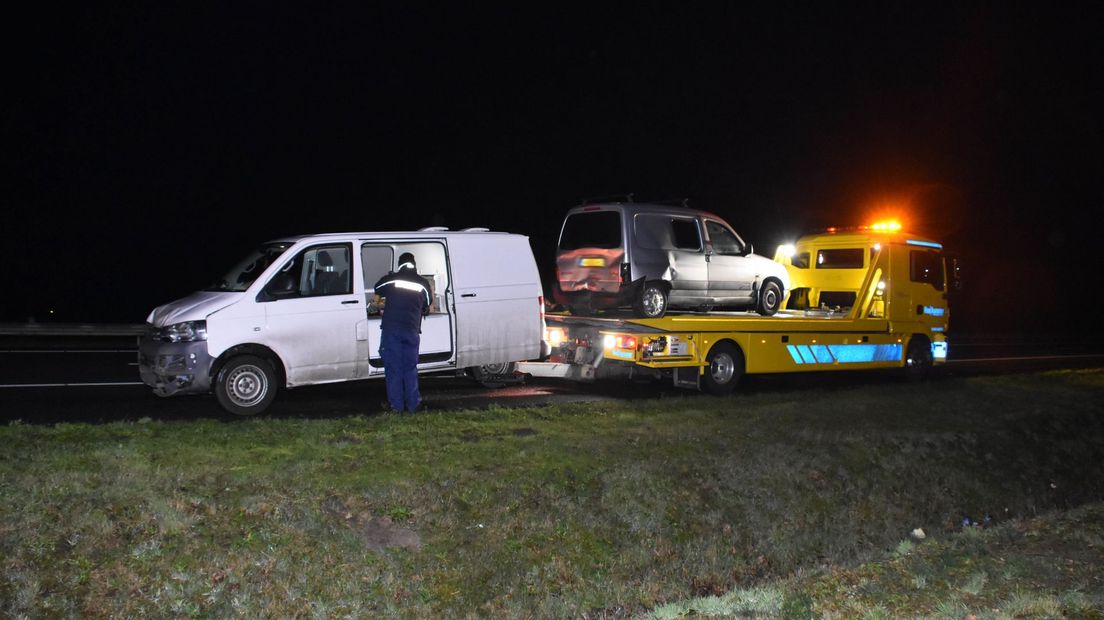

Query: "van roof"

xmin=266 ymin=228 xmax=517 ymax=244
xmin=566 ymin=202 xmax=729 ymax=222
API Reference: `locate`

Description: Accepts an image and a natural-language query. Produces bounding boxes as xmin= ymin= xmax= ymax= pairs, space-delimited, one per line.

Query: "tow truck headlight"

xmin=546 ymin=327 xmax=565 ymax=346
xmin=161 ymin=320 xmax=208 ymax=343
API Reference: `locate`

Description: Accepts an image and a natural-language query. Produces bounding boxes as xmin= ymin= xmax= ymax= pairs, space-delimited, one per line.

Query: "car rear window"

xmin=559 ymin=211 xmax=622 ymax=250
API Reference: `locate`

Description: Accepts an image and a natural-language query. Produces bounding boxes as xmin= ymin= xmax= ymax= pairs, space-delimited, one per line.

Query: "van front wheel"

xmin=756 ymin=280 xmax=782 ymax=316
xmin=215 ymin=355 xmax=277 ymax=415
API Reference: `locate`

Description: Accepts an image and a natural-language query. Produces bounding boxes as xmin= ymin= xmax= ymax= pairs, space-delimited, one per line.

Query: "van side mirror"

xmin=257 ymin=273 xmax=298 ymax=302
xmin=742 ymin=243 xmax=755 ymax=257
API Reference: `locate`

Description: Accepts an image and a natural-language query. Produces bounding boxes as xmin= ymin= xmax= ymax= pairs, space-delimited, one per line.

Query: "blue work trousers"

xmin=379 ymin=329 xmax=421 ymax=412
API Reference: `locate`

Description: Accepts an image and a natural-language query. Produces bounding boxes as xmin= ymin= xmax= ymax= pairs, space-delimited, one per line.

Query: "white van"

xmin=139 ymin=228 xmax=546 ymax=415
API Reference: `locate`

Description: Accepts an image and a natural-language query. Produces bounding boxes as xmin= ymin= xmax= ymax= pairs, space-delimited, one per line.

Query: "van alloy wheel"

xmin=634 ymin=283 xmax=668 ymax=319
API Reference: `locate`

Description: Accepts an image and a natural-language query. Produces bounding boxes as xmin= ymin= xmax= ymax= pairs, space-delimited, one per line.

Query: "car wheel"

xmin=756 ymin=280 xmax=782 ymax=316
xmin=701 ymin=341 xmax=744 ymax=395
xmin=904 ymin=336 xmax=933 ymax=382
xmin=633 ymin=283 xmax=668 ymax=318
xmin=215 ymin=355 xmax=278 ymax=415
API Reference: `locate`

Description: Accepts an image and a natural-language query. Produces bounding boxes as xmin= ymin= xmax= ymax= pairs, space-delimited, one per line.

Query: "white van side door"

xmin=448 ymin=234 xmax=542 ymax=368
xmin=258 ymin=243 xmax=362 ymax=385
xmin=360 ymin=241 xmax=456 ymax=376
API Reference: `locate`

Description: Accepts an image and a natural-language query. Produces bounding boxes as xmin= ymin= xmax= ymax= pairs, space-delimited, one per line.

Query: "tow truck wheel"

xmin=904 ymin=336 xmax=933 ymax=382
xmin=634 ymin=282 xmax=668 ymax=319
xmin=701 ymin=341 xmax=744 ymax=396
xmin=756 ymin=280 xmax=782 ymax=316
xmin=215 ymin=355 xmax=278 ymax=415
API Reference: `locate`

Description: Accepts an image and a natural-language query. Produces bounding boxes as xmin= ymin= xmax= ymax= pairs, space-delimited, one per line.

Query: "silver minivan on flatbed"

xmin=552 ymin=202 xmax=790 ymax=318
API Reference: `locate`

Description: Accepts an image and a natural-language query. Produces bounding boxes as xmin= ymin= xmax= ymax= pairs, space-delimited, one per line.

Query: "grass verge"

xmin=2 ymin=369 xmax=1104 ymax=617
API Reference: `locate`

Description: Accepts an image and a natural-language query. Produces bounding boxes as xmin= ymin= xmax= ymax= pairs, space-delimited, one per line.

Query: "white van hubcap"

xmin=227 ymin=365 xmax=268 ymax=406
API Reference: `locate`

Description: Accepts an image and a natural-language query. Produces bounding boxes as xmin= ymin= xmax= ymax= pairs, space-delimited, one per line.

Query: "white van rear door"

xmin=448 ymin=234 xmax=542 ymax=368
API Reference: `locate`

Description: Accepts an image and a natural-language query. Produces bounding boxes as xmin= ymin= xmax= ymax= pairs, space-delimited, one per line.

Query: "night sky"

xmin=4 ymin=4 xmax=1102 ymax=336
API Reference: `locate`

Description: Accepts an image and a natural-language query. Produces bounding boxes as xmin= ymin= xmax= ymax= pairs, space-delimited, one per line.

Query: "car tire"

xmin=215 ymin=355 xmax=278 ymax=415
xmin=701 ymin=341 xmax=744 ymax=395
xmin=904 ymin=336 xmax=933 ymax=382
xmin=756 ymin=280 xmax=782 ymax=316
xmin=633 ymin=282 xmax=668 ymax=318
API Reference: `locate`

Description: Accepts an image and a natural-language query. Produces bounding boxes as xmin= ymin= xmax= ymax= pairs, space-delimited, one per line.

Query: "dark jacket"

xmin=374 ymin=267 xmax=431 ymax=333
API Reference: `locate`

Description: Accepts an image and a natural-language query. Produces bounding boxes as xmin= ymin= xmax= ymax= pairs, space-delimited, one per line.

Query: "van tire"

xmin=215 ymin=355 xmax=278 ymax=415
xmin=471 ymin=362 xmax=520 ymax=388
xmin=904 ymin=336 xmax=933 ymax=382
xmin=634 ymin=282 xmax=668 ymax=319
xmin=701 ymin=341 xmax=743 ymax=396
xmin=756 ymin=280 xmax=782 ymax=316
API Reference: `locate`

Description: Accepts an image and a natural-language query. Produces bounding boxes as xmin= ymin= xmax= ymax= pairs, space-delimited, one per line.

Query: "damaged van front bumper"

xmin=138 ymin=335 xmax=214 ymax=397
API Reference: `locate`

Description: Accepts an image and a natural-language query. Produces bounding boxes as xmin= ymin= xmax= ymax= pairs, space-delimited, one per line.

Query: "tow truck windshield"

xmin=205 ymin=242 xmax=292 ymax=292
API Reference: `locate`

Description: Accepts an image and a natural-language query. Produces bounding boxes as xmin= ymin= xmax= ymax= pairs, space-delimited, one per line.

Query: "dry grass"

xmin=2 ymin=369 xmax=1104 ymax=618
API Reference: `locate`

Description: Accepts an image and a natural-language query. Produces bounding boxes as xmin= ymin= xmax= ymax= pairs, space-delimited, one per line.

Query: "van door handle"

xmin=461 ymin=293 xmax=477 ymax=298
xmin=342 ymin=300 xmax=360 ymax=305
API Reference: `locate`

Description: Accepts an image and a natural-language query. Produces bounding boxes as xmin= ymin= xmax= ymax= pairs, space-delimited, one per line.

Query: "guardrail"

xmin=0 ymin=323 xmax=145 ymax=337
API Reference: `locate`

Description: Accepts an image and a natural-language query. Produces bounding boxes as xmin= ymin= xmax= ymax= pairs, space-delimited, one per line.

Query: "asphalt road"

xmin=2 ymin=336 xmax=1103 ymax=424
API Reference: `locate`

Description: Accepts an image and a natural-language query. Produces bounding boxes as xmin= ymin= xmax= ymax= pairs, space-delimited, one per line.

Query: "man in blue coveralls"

xmin=373 ymin=252 xmax=432 ymax=413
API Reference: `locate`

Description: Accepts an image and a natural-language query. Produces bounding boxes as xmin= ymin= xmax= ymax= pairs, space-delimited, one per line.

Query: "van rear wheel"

xmin=471 ymin=362 xmax=521 ymax=388
xmin=215 ymin=355 xmax=277 ymax=415
xmin=701 ymin=342 xmax=744 ymax=396
xmin=634 ymin=283 xmax=668 ymax=319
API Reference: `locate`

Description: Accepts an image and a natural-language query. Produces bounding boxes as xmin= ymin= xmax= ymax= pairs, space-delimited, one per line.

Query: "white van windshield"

xmin=206 ymin=243 xmax=293 ymax=292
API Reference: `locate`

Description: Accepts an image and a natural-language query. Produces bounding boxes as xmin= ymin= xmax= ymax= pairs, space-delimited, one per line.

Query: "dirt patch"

xmin=460 ymin=433 xmax=481 ymax=443
xmin=511 ymin=427 xmax=538 ymax=437
xmin=321 ymin=496 xmax=421 ymax=551
xmin=326 ymin=434 xmax=364 ymax=445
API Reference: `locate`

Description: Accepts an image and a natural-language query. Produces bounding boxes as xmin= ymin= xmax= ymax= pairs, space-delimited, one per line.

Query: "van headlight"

xmin=161 ymin=320 xmax=208 ymax=343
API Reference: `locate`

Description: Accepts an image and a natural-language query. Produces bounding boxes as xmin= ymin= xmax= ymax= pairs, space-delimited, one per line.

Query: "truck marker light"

xmin=579 ymin=257 xmax=606 ymax=267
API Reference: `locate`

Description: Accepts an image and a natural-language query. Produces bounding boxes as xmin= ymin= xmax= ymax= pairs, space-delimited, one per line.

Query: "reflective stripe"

xmin=378 ymin=277 xmax=432 ymax=305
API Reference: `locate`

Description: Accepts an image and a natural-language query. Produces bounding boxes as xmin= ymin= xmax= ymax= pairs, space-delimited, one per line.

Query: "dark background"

xmin=4 ymin=4 xmax=1102 ymax=337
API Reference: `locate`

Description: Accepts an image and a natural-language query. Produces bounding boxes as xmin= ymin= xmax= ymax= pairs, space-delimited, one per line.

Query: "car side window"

xmin=705 ymin=220 xmax=744 ymax=255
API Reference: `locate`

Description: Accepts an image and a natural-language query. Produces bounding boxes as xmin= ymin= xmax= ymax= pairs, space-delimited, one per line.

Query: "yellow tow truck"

xmin=518 ymin=222 xmax=961 ymax=394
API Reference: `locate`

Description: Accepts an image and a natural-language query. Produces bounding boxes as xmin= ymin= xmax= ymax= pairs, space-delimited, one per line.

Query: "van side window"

xmin=634 ymin=214 xmax=701 ymax=251
xmin=910 ymin=250 xmax=945 ymax=291
xmin=267 ymin=244 xmax=353 ymax=298
xmin=705 ymin=220 xmax=744 ymax=255
xmin=671 ymin=219 xmax=702 ymax=251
